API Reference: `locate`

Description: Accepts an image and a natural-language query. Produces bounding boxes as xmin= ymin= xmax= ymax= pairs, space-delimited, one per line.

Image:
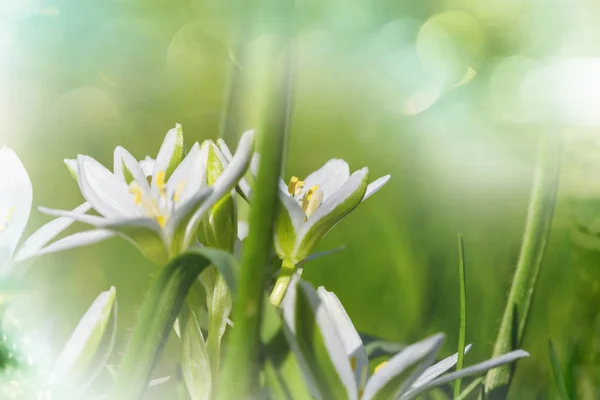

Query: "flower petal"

xmin=0 ymin=146 xmax=32 ymax=259
xmin=363 ymin=175 xmax=390 ymax=202
xmin=153 ymin=123 xmax=185 ymax=186
xmin=400 ymin=350 xmax=530 ymax=400
xmin=362 ymin=334 xmax=445 ymax=400
xmin=166 ymin=187 xmax=213 ymax=254
xmin=77 ymin=155 xmax=140 ymax=218
xmin=138 ymin=156 xmax=155 ymax=178
xmin=64 ymin=158 xmax=78 ymax=181
xmin=113 ymin=146 xmax=150 ymax=190
xmin=410 ymin=344 xmax=473 ymax=389
xmin=50 ymin=287 xmax=117 ymax=385
xmin=317 ymin=287 xmax=368 ymax=392
xmin=32 ymin=230 xmax=116 ymax=257
xmin=293 ymin=168 xmax=368 ymax=263
xmin=284 ymin=279 xmax=359 ymax=400
xmin=167 ymin=142 xmax=204 ymax=207
xmin=38 ymin=206 xmax=108 ymax=226
xmin=217 ymin=138 xmax=252 ymax=201
xmin=302 ymin=159 xmax=350 ymax=202
xmin=183 ymin=130 xmax=254 ymax=250
xmin=14 ymin=202 xmax=93 ymax=262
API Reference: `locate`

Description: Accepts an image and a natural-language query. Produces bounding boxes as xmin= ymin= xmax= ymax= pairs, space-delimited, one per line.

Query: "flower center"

xmin=287 ymin=176 xmax=323 ymax=219
xmin=128 ymin=171 xmax=187 ymax=228
xmin=0 ymin=206 xmax=15 ymax=232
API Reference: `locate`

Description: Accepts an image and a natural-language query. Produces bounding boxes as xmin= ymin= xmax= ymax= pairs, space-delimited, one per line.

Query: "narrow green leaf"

xmin=110 ymin=248 xmax=238 ymax=400
xmin=264 ymin=359 xmax=294 ymax=400
xmin=182 ymin=310 xmax=212 ymax=400
xmin=549 ymin=340 xmax=571 ymax=400
xmin=485 ymin=131 xmax=561 ymax=394
xmin=455 ymin=377 xmax=483 ymax=400
xmin=453 ymin=233 xmax=467 ymax=399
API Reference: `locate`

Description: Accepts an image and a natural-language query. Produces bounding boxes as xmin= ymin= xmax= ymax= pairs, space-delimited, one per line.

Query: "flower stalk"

xmin=484 ymin=131 xmax=561 ymax=397
xmin=270 ymin=258 xmax=296 ymax=306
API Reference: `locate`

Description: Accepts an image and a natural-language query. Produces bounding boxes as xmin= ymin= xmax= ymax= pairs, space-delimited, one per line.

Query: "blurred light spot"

xmin=489 ymin=56 xmax=538 ymax=122
xmin=416 ymin=11 xmax=486 ymax=84
xmin=0 ymin=0 xmax=37 ymax=20
xmin=167 ymin=21 xmax=227 ymax=87
xmin=401 ymin=80 xmax=444 ymax=115
xmin=555 ymin=58 xmax=600 ymax=127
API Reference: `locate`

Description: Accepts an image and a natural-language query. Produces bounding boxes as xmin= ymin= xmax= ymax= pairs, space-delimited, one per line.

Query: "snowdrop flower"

xmin=39 ymin=125 xmax=255 ymax=265
xmin=283 ymin=281 xmax=529 ymax=400
xmin=0 ymin=146 xmax=89 ymax=274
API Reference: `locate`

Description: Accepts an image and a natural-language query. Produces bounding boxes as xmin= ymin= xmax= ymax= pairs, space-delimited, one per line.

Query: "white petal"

xmin=294 ymin=169 xmax=368 ymax=258
xmin=15 ymin=202 xmax=93 ymax=262
xmin=317 ymin=287 xmax=368 ymax=391
xmin=166 ymin=187 xmax=213 ymax=251
xmin=77 ymin=155 xmax=140 ymax=218
xmin=216 ymin=138 xmax=233 ymax=162
xmin=401 ymin=350 xmax=529 ymax=400
xmin=299 ymin=281 xmax=359 ymax=400
xmin=182 ymin=130 xmax=254 ymax=250
xmin=167 ymin=142 xmax=204 ymax=206
xmin=39 ymin=206 xmax=108 ymax=226
xmin=218 ymin=138 xmax=252 ymax=201
xmin=138 ymin=156 xmax=155 ymax=177
xmin=33 ymin=230 xmax=116 ymax=257
xmin=51 ymin=287 xmax=117 ymax=383
xmin=279 ymin=191 xmax=306 ymax=232
xmin=363 ymin=175 xmax=390 ymax=202
xmin=362 ymin=334 xmax=445 ymax=400
xmin=152 ymin=123 xmax=184 ymax=187
xmin=113 ymin=146 xmax=150 ymax=190
xmin=411 ymin=344 xmax=473 ymax=389
xmin=64 ymin=158 xmax=78 ymax=180
xmin=0 ymin=146 xmax=32 ymax=259
xmin=99 ymin=218 xmax=168 ymax=264
xmin=302 ymin=159 xmax=350 ymax=202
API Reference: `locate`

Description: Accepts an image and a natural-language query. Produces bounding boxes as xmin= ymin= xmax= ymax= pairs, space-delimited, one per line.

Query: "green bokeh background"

xmin=2 ymin=0 xmax=600 ymax=397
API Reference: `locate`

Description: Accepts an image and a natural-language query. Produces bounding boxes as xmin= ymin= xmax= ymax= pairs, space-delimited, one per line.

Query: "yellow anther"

xmin=156 ymin=171 xmax=167 ymax=195
xmin=302 ymin=186 xmax=322 ymax=218
xmin=156 ymin=215 xmax=166 ymax=228
xmin=173 ymin=181 xmax=186 ymax=203
xmin=374 ymin=361 xmax=388 ymax=374
xmin=288 ymin=176 xmax=305 ymax=196
xmin=129 ymin=184 xmax=143 ymax=204
xmin=5 ymin=207 xmax=15 ymax=223
xmin=350 ymin=357 xmax=357 ymax=371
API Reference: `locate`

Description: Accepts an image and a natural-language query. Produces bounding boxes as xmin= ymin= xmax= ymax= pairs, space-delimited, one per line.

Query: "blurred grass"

xmin=2 ymin=0 xmax=600 ymax=397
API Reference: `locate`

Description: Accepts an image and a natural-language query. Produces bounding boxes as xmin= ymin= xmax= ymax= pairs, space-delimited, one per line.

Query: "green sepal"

xmin=274 ymin=198 xmax=296 ymax=259
xmin=182 ymin=310 xmax=212 ymax=400
xmin=164 ymin=124 xmax=185 ymax=182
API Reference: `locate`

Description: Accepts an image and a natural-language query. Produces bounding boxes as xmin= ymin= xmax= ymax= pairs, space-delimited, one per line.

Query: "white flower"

xmin=39 ymin=125 xmax=255 ymax=264
xmin=283 ymin=281 xmax=529 ymax=400
xmin=0 ymin=146 xmax=89 ymax=274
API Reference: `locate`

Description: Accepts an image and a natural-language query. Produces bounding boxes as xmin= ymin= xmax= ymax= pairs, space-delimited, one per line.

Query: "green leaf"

xmin=549 ymin=340 xmax=571 ymax=400
xmin=264 ymin=359 xmax=293 ymax=400
xmin=455 ymin=377 xmax=483 ymax=400
xmin=182 ymin=310 xmax=212 ymax=400
xmin=110 ymin=248 xmax=239 ymax=400
xmin=454 ymin=233 xmax=467 ymax=399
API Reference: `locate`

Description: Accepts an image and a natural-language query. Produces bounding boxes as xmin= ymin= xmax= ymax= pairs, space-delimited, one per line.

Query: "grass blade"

xmin=484 ymin=131 xmax=561 ymax=396
xmin=549 ymin=340 xmax=571 ymax=400
xmin=453 ymin=233 xmax=467 ymax=398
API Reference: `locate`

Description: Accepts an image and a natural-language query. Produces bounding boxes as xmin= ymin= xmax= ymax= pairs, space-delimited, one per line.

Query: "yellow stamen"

xmin=374 ymin=361 xmax=388 ymax=374
xmin=350 ymin=357 xmax=357 ymax=371
xmin=129 ymin=184 xmax=143 ymax=204
xmin=0 ymin=207 xmax=15 ymax=232
xmin=173 ymin=181 xmax=186 ymax=203
xmin=302 ymin=186 xmax=322 ymax=218
xmin=156 ymin=215 xmax=166 ymax=227
xmin=358 ymin=365 xmax=368 ymax=398
xmin=156 ymin=171 xmax=167 ymax=195
xmin=288 ymin=176 xmax=305 ymax=196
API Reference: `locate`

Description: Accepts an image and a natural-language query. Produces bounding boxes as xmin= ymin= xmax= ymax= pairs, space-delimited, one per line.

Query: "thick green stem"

xmin=217 ymin=38 xmax=293 ymax=400
xmin=484 ymin=132 xmax=560 ymax=397
xmin=270 ymin=258 xmax=296 ymax=306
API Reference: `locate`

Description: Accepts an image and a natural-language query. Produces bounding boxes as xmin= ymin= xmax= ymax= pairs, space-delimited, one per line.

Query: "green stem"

xmin=453 ymin=233 xmax=467 ymax=399
xmin=270 ymin=258 xmax=296 ymax=306
xmin=217 ymin=35 xmax=293 ymax=399
xmin=484 ymin=132 xmax=561 ymax=397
